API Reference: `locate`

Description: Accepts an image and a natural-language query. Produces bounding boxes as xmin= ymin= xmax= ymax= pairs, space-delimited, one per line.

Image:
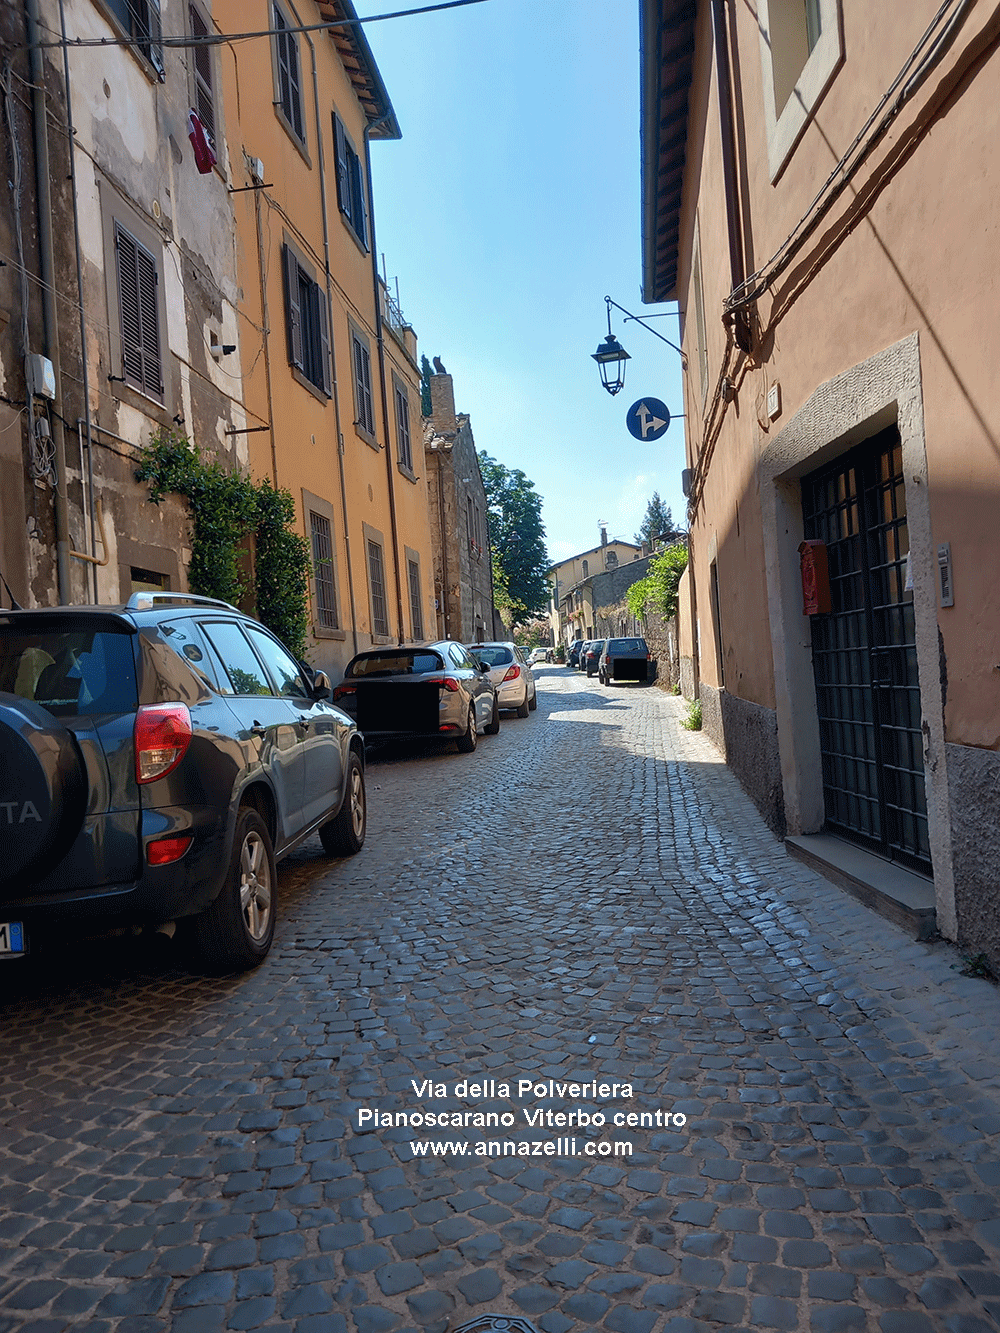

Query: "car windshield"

xmin=0 ymin=619 xmax=137 ymax=717
xmin=347 ymin=651 xmax=444 ymax=677
xmin=470 ymin=646 xmax=512 ymax=667
xmin=608 ymin=639 xmax=646 ymax=652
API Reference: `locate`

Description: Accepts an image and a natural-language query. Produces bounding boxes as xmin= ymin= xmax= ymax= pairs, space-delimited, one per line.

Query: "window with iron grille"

xmin=352 ymin=331 xmax=375 ymax=436
xmin=101 ymin=0 xmax=163 ymax=77
xmin=310 ymin=511 xmax=338 ymax=629
xmin=282 ymin=244 xmax=331 ymax=396
xmin=394 ymin=380 xmax=412 ymax=471
xmin=114 ymin=220 xmax=163 ymax=401
xmin=333 ymin=114 xmax=368 ymax=249
xmin=408 ymin=559 xmax=423 ymax=640
xmin=367 ymin=540 xmax=389 ymax=638
xmin=273 ymin=2 xmax=304 ymax=144
xmin=189 ymin=3 xmax=216 ymax=146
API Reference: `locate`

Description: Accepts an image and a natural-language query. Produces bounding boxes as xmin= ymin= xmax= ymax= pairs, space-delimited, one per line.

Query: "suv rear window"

xmin=608 ymin=639 xmax=646 ymax=652
xmin=0 ymin=621 xmax=137 ymax=717
xmin=348 ymin=651 xmax=444 ymax=677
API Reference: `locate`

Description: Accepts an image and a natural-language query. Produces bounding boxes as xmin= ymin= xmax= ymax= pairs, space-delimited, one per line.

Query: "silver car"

xmin=467 ymin=641 xmax=537 ymax=718
xmin=333 ymin=642 xmax=498 ymax=752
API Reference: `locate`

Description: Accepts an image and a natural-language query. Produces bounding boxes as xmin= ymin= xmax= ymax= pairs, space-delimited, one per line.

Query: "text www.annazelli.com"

xmin=409 ymin=1137 xmax=632 ymax=1159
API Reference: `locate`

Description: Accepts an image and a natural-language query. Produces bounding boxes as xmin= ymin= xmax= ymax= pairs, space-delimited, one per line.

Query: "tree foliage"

xmin=635 ymin=492 xmax=683 ymax=546
xmin=478 ymin=452 xmax=549 ymax=629
xmin=624 ymin=542 xmax=689 ymax=622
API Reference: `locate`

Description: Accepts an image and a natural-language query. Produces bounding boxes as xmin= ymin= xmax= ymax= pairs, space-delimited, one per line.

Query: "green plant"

xmin=958 ymin=953 xmax=996 ymax=981
xmin=135 ymin=430 xmax=313 ymax=658
xmin=672 ymin=682 xmax=681 ymax=695
xmin=625 ymin=541 xmax=689 ymax=622
xmin=681 ymin=698 xmax=702 ymax=730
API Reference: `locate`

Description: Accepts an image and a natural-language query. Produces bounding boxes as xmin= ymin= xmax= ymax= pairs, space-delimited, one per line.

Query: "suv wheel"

xmin=195 ymin=807 xmax=276 ymax=971
xmin=319 ymin=751 xmax=367 ymax=856
xmin=456 ymin=704 xmax=478 ymax=753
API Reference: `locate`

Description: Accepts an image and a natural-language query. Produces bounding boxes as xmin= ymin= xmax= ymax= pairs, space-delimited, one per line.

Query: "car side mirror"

xmin=312 ymin=669 xmax=332 ymax=701
xmin=479 ymin=662 xmax=490 ymax=673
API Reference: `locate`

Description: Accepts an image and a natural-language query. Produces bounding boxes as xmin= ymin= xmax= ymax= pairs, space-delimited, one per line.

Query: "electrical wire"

xmin=28 ymin=0 xmax=491 ymax=52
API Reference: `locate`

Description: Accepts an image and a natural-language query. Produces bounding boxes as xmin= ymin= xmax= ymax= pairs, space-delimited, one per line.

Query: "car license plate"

xmin=0 ymin=921 xmax=26 ymax=957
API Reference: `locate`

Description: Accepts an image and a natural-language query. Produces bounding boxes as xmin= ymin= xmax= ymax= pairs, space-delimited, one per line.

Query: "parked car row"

xmin=0 ymin=594 xmax=541 ymax=974
xmin=568 ymin=636 xmax=655 ymax=685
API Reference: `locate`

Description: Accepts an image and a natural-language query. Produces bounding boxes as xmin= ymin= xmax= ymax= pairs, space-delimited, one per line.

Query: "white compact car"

xmin=466 ymin=641 xmax=537 ymax=718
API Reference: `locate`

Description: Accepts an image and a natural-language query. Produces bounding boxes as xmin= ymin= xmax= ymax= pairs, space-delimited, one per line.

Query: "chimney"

xmin=600 ymin=523 xmax=608 ymax=547
xmin=428 ymin=374 xmax=457 ymax=433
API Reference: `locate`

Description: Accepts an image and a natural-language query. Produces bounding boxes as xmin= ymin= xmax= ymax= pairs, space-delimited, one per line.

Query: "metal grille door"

xmin=802 ymin=428 xmax=930 ymax=873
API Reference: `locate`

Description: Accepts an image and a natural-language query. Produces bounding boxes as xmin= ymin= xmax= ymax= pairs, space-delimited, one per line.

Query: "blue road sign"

xmin=626 ymin=397 xmax=671 ymax=441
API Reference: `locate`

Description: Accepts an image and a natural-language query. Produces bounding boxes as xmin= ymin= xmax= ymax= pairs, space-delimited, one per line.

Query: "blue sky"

xmin=357 ymin=0 xmax=687 ymax=564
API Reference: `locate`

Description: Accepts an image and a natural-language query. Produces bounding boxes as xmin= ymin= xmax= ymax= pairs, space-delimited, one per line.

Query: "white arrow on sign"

xmin=635 ymin=401 xmax=667 ymax=438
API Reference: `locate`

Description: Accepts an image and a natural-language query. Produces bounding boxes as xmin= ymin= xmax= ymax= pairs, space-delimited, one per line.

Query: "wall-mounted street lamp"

xmin=591 ymin=296 xmax=685 ymax=397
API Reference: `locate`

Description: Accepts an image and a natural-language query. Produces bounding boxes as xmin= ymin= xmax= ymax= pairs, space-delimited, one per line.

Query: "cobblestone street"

xmin=3 ymin=665 xmax=1000 ymax=1333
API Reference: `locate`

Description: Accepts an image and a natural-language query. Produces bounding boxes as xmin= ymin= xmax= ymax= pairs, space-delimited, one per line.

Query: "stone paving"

xmin=2 ymin=665 xmax=1000 ymax=1333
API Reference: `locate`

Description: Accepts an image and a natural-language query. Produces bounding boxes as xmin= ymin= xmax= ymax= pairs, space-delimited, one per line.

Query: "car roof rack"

xmin=125 ymin=591 xmax=241 ymax=613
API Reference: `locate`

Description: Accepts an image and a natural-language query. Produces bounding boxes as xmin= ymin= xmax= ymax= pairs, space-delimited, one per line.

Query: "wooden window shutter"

xmin=333 ymin=115 xmax=350 ymax=218
xmin=282 ymin=245 xmax=304 ymax=371
xmin=115 ymin=224 xmax=143 ymax=389
xmin=189 ymin=4 xmax=215 ymax=142
xmin=317 ymin=286 xmax=332 ymax=397
xmin=349 ymin=150 xmax=368 ymax=249
xmin=146 ymin=0 xmax=165 ymax=77
xmin=135 ymin=242 xmax=163 ymax=397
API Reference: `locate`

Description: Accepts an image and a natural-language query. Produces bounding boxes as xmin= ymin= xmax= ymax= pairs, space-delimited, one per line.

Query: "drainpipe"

xmin=58 ymin=0 xmax=97 ymax=600
xmin=711 ymin=0 xmax=752 ymax=354
xmin=25 ymin=0 xmax=71 ymax=602
xmin=299 ymin=16 xmax=358 ymax=653
xmin=364 ymin=115 xmax=406 ymax=646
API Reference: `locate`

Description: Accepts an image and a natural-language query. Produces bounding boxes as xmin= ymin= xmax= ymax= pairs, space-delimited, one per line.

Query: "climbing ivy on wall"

xmin=135 ymin=430 xmax=312 ymax=659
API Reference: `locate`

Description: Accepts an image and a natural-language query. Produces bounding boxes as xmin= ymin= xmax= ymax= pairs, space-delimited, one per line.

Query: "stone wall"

xmin=946 ymin=743 xmax=1000 ymax=975
xmin=701 ymin=683 xmax=787 ymax=838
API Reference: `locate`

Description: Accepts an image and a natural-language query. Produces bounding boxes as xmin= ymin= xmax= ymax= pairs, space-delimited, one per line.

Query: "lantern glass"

xmin=592 ymin=335 xmax=630 ymax=396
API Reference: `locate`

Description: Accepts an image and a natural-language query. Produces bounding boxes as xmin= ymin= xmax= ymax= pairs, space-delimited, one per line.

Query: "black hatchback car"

xmin=0 ymin=593 xmax=366 ymax=971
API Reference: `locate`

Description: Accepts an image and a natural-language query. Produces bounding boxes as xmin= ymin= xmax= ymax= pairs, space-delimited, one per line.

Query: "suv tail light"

xmin=333 ymin=683 xmax=357 ymax=703
xmin=502 ymin=665 xmax=521 ymax=682
xmin=134 ymin=704 xmax=192 ymax=784
xmin=440 ymin=677 xmax=460 ymax=692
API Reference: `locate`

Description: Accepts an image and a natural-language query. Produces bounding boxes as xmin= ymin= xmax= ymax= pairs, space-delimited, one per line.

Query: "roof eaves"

xmin=640 ymin=0 xmax=697 ymax=304
xmin=315 ymin=0 xmax=401 ymax=139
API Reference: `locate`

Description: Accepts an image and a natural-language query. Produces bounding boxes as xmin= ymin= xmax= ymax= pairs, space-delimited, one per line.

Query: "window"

xmin=757 ymin=0 xmax=843 ymax=179
xmin=273 ymin=2 xmax=304 ymax=145
xmin=309 ymin=511 xmax=339 ymax=630
xmin=333 ymin=114 xmax=368 ymax=249
xmin=101 ymin=0 xmax=163 ymax=78
xmin=408 ymin=558 xmax=423 ymax=640
xmin=201 ymin=621 xmax=273 ymax=696
xmin=582 ymin=560 xmax=589 ymax=577
xmin=115 ymin=220 xmax=164 ymax=402
xmin=130 ymin=566 xmax=169 ymax=593
xmin=245 ymin=625 xmax=310 ymax=698
xmin=189 ymin=3 xmax=216 ymax=148
xmin=352 ymin=329 xmax=375 ymax=438
xmin=394 ymin=379 xmax=413 ymax=471
xmin=367 ymin=539 xmax=389 ymax=638
xmin=467 ymin=496 xmax=474 ymax=549
xmin=283 ymin=243 xmax=331 ymax=397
